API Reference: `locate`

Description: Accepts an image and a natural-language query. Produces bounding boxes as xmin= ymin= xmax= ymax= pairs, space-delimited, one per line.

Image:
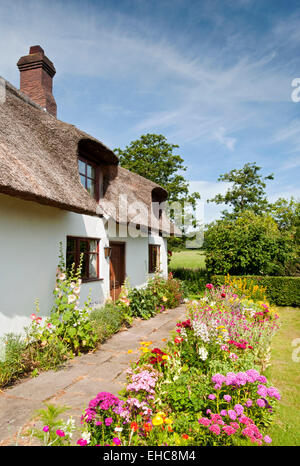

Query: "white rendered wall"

xmin=0 ymin=193 xmax=109 ymax=340
xmin=0 ymin=193 xmax=169 ymax=342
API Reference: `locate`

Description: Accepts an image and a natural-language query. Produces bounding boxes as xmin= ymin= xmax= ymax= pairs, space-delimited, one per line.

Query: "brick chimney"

xmin=17 ymin=46 xmax=57 ymax=117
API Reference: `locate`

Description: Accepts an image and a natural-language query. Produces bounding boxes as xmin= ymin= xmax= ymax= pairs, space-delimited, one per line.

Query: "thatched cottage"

xmin=0 ymin=46 xmax=177 ymax=339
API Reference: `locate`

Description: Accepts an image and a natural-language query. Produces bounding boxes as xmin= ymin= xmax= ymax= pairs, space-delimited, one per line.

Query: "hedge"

xmin=212 ymin=275 xmax=300 ymax=307
xmin=170 ymin=268 xmax=300 ymax=306
xmin=169 ymin=267 xmax=209 ymax=294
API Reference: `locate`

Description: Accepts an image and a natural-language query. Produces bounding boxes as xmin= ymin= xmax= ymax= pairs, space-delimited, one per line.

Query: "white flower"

xmin=198 ymin=347 xmax=208 ymax=361
xmin=73 ymin=286 xmax=81 ymax=295
xmin=114 ymin=427 xmax=123 ymax=432
xmin=59 ymin=273 xmax=66 ymax=281
xmin=82 ymin=431 xmax=91 ymax=444
xmin=68 ymin=294 xmax=77 ymax=304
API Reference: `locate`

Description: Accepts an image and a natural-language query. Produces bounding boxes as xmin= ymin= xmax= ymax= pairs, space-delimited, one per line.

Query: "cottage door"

xmin=109 ymin=242 xmax=125 ymax=301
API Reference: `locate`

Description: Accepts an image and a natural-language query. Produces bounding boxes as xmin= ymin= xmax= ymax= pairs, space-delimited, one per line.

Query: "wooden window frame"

xmin=66 ymin=236 xmax=101 ymax=283
xmin=148 ymin=244 xmax=160 ymax=274
xmin=78 ymin=156 xmax=100 ymax=201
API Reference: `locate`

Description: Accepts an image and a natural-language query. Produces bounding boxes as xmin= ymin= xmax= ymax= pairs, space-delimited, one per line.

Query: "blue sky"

xmin=1 ymin=0 xmax=300 ymax=222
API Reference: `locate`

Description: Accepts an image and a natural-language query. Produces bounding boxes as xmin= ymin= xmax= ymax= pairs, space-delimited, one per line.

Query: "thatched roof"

xmin=0 ymin=78 xmax=179 ymax=235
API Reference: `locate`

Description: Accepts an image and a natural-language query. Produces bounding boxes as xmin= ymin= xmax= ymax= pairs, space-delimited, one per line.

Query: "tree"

xmin=115 ymin=134 xmax=200 ymax=247
xmin=204 ymin=210 xmax=295 ymax=276
xmin=208 ymin=162 xmax=274 ymax=218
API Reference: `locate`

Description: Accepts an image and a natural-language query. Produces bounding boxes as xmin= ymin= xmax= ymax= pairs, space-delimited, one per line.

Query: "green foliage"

xmin=0 ymin=334 xmax=27 ymax=387
xmin=208 ymin=162 xmax=274 ymax=218
xmin=115 ymin=133 xmax=200 ymax=246
xmin=90 ymin=302 xmax=124 ymax=343
xmin=170 ymin=267 xmax=209 ymax=294
xmin=212 ymin=275 xmax=300 ymax=307
xmin=204 ymin=210 xmax=294 ymax=276
xmin=28 ymin=404 xmax=75 ymax=446
xmin=127 ymin=287 xmax=159 ymax=320
xmin=160 ymin=370 xmax=210 ymax=413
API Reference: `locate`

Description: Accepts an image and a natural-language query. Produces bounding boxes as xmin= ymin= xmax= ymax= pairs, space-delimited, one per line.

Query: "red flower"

xmin=130 ymin=422 xmax=139 ymax=431
xmin=182 ymin=434 xmax=189 ymax=439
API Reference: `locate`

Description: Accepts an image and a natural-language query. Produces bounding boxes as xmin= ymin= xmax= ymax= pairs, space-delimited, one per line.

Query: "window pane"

xmin=89 ymin=254 xmax=98 ymax=278
xmin=78 ymin=160 xmax=86 ymax=175
xmin=87 ymin=178 xmax=95 ymax=196
xmin=66 ymin=253 xmax=75 ymax=271
xmin=89 ymin=240 xmax=97 ymax=253
xmin=81 ymin=254 xmax=88 ymax=279
xmin=87 ymin=164 xmax=95 ymax=179
xmin=79 ymin=240 xmax=88 ymax=254
xmin=67 ymin=237 xmax=75 ymax=253
xmin=80 ymin=174 xmax=86 ymax=188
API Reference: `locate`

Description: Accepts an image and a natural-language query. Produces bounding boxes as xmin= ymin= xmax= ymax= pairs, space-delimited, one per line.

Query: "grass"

xmin=265 ymin=307 xmax=300 ymax=446
xmin=170 ymin=249 xmax=206 ymax=269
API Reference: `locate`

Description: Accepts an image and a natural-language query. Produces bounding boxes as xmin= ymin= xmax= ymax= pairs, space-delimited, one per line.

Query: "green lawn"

xmin=169 ymin=249 xmax=206 ymax=269
xmin=265 ymin=307 xmax=300 ymax=446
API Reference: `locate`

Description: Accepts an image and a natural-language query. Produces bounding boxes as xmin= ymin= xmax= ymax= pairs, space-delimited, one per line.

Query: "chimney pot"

xmin=29 ymin=45 xmax=44 ymax=55
xmin=17 ymin=46 xmax=57 ymax=117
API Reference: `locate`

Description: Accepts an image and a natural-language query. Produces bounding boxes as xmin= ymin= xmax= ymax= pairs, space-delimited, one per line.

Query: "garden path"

xmin=0 ymin=304 xmax=186 ymax=445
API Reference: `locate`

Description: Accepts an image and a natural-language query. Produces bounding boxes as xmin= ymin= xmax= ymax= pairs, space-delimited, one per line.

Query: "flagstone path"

xmin=0 ymin=304 xmax=186 ymax=446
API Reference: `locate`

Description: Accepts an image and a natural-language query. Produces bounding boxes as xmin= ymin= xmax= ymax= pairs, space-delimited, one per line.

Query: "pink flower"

xmin=208 ymin=394 xmax=216 ymax=400
xmin=209 ymin=424 xmax=221 ymax=435
xmin=223 ymin=425 xmax=236 ymax=436
xmin=56 ymin=429 xmax=65 ymax=437
xmin=77 ymin=438 xmax=88 ymax=446
xmin=198 ymin=417 xmax=211 ymax=426
xmin=256 ymin=398 xmax=266 ymax=408
xmin=105 ymin=417 xmax=113 ymax=426
xmin=223 ymin=395 xmax=231 ymax=402
xmin=220 ymin=410 xmax=227 ymax=417
xmin=42 ymin=426 xmax=49 ymax=432
xmin=30 ymin=313 xmax=37 ymax=320
xmin=228 ymin=410 xmax=237 ymax=420
xmin=245 ymin=399 xmax=253 ymax=407
xmin=264 ymin=435 xmax=272 ymax=444
xmin=113 ymin=437 xmax=121 ymax=446
xmin=234 ymin=404 xmax=244 ymax=416
xmin=206 ymin=284 xmax=214 ymax=290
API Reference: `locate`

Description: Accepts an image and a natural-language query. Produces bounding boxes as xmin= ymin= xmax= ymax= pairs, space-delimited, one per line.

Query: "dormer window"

xmin=78 ymin=157 xmax=99 ymax=200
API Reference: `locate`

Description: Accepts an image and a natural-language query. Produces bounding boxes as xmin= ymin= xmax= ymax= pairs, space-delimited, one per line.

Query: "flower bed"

xmin=37 ymin=282 xmax=280 ymax=447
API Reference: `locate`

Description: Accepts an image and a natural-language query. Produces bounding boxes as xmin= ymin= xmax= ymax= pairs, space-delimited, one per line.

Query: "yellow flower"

xmin=164 ymin=418 xmax=173 ymax=425
xmin=140 ymin=341 xmax=152 ymax=346
xmin=128 ymin=350 xmax=133 ymax=354
xmin=162 ymin=296 xmax=168 ymax=302
xmin=140 ymin=347 xmax=150 ymax=353
xmin=152 ymin=415 xmax=164 ymax=426
xmin=161 ymin=355 xmax=169 ymax=360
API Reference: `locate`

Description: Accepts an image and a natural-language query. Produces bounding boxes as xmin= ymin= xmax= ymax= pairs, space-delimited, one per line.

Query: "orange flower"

xmin=130 ymin=422 xmax=139 ymax=432
xmin=167 ymin=426 xmax=173 ymax=432
xmin=182 ymin=434 xmax=189 ymax=439
xmin=144 ymin=423 xmax=153 ymax=432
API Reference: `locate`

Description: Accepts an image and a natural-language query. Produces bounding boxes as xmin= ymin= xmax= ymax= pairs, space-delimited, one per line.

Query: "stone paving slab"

xmin=0 ymin=305 xmax=186 ymax=446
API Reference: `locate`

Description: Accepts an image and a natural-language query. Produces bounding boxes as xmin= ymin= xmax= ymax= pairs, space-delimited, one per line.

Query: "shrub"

xmin=169 ymin=268 xmax=209 ymax=294
xmin=212 ymin=275 xmax=300 ymax=307
xmin=0 ymin=333 xmax=28 ymax=387
xmin=204 ymin=211 xmax=295 ymax=276
xmin=90 ymin=302 xmax=124 ymax=343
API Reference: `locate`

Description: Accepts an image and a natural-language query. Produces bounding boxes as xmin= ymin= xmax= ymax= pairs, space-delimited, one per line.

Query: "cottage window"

xmin=78 ymin=157 xmax=99 ymax=200
xmin=66 ymin=236 xmax=100 ymax=282
xmin=148 ymin=244 xmax=160 ymax=273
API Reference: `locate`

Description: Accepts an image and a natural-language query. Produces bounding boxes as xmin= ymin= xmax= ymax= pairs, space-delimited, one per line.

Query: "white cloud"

xmin=213 ymin=126 xmax=236 ymax=150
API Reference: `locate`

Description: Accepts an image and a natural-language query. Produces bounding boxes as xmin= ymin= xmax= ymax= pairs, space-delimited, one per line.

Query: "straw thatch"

xmin=0 ymin=78 xmax=179 ymax=235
